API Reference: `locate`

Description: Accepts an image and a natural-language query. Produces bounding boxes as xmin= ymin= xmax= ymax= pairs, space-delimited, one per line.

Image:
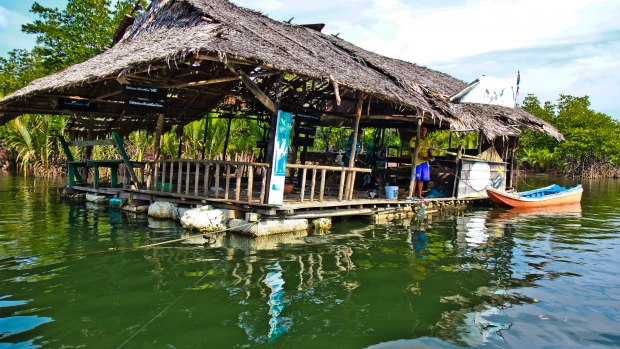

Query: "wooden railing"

xmin=287 ymin=164 xmax=372 ymax=203
xmin=141 ymin=159 xmax=372 ymax=205
xmin=145 ymin=159 xmax=270 ymax=204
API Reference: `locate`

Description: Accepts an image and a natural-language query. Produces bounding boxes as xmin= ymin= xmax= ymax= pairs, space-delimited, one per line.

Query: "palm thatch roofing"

xmin=0 ymin=0 xmax=563 ymax=141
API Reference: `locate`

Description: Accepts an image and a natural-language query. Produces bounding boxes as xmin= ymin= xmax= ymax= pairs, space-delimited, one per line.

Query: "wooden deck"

xmin=68 ymin=183 xmax=480 ymax=219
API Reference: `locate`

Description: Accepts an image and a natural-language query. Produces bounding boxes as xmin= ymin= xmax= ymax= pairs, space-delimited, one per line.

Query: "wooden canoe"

xmin=486 ymin=184 xmax=582 ymax=208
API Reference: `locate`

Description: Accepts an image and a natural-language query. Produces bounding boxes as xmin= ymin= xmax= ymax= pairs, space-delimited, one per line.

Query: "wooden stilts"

xmin=345 ymin=92 xmax=364 ymax=199
xmin=154 ymin=113 xmax=165 ymax=160
xmin=408 ymin=118 xmax=422 ymax=198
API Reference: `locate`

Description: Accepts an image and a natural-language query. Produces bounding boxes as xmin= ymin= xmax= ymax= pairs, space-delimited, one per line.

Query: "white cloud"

xmin=0 ymin=6 xmax=38 ymax=54
xmin=0 ymin=6 xmax=9 ymax=29
xmin=357 ymin=0 xmax=613 ymax=64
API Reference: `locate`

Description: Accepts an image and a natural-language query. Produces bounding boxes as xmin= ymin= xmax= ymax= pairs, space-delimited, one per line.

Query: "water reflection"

xmin=2 ymin=172 xmax=619 ymax=348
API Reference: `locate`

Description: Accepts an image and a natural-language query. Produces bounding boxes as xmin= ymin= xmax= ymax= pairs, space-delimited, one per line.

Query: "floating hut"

xmin=0 ymin=0 xmax=562 ymax=223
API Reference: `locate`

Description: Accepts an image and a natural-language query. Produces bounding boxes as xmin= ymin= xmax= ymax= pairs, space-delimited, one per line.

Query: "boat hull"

xmin=486 ymin=186 xmax=583 ymax=208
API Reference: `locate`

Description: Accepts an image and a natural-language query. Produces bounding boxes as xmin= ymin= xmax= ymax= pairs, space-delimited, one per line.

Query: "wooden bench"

xmin=59 ymin=132 xmax=143 ymax=189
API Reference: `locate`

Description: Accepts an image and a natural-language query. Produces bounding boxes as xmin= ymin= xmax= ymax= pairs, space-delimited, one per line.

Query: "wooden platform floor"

xmin=68 ymin=185 xmax=481 ymax=218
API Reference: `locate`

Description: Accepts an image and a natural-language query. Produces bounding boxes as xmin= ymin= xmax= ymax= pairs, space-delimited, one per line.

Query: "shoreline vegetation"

xmin=2 ymin=0 xmax=619 ymax=178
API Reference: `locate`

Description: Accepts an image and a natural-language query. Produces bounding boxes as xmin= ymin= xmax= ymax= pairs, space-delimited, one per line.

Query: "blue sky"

xmin=1 ymin=0 xmax=619 ymax=117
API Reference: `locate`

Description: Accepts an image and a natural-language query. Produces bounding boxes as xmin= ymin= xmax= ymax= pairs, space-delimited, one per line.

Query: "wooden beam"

xmin=346 ymin=92 xmax=364 ymax=199
xmin=225 ymin=63 xmax=276 ymax=112
xmin=154 ymin=113 xmax=165 ymax=160
xmin=167 ymin=70 xmax=280 ymax=89
xmin=195 ymin=53 xmax=257 ymax=66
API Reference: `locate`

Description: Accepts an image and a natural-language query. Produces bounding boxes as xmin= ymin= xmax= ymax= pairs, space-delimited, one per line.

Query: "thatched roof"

xmin=0 ymin=0 xmax=562 ymax=141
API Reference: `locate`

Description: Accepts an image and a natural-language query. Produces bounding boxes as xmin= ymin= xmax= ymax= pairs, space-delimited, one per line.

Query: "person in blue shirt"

xmin=343 ymin=128 xmax=363 ymax=166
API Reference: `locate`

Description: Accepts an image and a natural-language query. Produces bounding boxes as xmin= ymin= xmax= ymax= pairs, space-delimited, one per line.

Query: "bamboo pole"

xmin=408 ymin=119 xmax=422 ymax=198
xmin=235 ymin=165 xmax=242 ymax=201
xmin=204 ymin=164 xmax=210 ymax=197
xmin=152 ymin=162 xmax=159 ymax=191
xmin=161 ymin=161 xmax=166 ymax=191
xmin=194 ymin=162 xmax=200 ymax=196
xmin=319 ymin=169 xmax=326 ymax=202
xmin=214 ymin=164 xmax=220 ymax=198
xmin=168 ymin=161 xmax=174 ymax=194
xmin=300 ymin=168 xmax=307 ymax=203
xmin=224 ymin=164 xmax=231 ymax=200
xmin=310 ymin=168 xmax=317 ymax=202
xmin=177 ymin=161 xmax=183 ymax=194
xmin=185 ymin=161 xmax=191 ymax=195
xmin=345 ymin=92 xmax=364 ymax=198
xmin=247 ymin=165 xmax=253 ymax=203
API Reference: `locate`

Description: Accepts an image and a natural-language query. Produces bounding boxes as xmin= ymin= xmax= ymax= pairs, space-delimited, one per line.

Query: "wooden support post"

xmin=68 ymin=164 xmax=75 ymax=189
xmin=152 ymin=163 xmax=159 ymax=191
xmin=338 ymin=169 xmax=346 ymax=202
xmin=235 ymin=165 xmax=242 ymax=201
xmin=204 ymin=164 xmax=210 ymax=197
xmin=224 ymin=164 xmax=231 ymax=200
xmin=83 ymin=115 xmax=94 ymax=183
xmin=226 ymin=63 xmax=276 ymax=113
xmin=93 ymin=166 xmax=99 ymax=189
xmin=408 ymin=119 xmax=422 ymax=198
xmin=310 ymin=168 xmax=317 ymax=202
xmin=112 ymin=132 xmax=139 ymax=187
xmin=154 ymin=113 xmax=165 ymax=160
xmin=214 ymin=164 xmax=221 ymax=198
xmin=319 ymin=169 xmax=326 ymax=202
xmin=110 ymin=165 xmax=118 ymax=188
xmin=161 ymin=162 xmax=167 ymax=191
xmin=194 ymin=163 xmax=200 ymax=196
xmin=177 ymin=161 xmax=183 ymax=194
xmin=348 ymin=171 xmax=357 ymax=200
xmin=247 ymin=165 xmax=253 ymax=203
xmin=185 ymin=161 xmax=191 ymax=195
xmin=260 ymin=170 xmax=267 ymax=204
xmin=478 ymin=131 xmax=483 ymax=155
xmin=264 ymin=74 xmax=283 ymax=204
xmin=124 ymin=166 xmax=130 ymax=188
xmin=345 ymin=92 xmax=364 ymax=200
xmin=300 ymin=168 xmax=307 ymax=203
xmin=452 ymin=159 xmax=460 ymax=198
xmin=515 ymin=137 xmax=520 ymax=187
xmin=168 ymin=161 xmax=174 ymax=194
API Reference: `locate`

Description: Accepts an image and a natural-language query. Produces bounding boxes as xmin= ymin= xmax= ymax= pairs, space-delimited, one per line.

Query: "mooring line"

xmin=116 ymin=221 xmax=258 ymax=349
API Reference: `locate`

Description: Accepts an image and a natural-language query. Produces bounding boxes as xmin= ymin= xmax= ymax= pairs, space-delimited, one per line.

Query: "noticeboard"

xmin=122 ymin=85 xmax=168 ymax=100
xmin=59 ymin=98 xmax=97 ymax=112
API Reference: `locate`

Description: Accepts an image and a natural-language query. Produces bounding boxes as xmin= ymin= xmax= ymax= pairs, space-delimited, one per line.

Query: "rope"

xmin=116 ymin=220 xmax=259 ymax=349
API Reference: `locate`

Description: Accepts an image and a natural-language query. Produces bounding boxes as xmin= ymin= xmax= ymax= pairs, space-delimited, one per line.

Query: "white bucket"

xmin=385 ymin=186 xmax=399 ymax=199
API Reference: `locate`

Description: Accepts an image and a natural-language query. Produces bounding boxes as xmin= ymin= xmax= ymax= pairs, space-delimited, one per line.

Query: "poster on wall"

xmin=457 ymin=160 xmax=506 ymax=199
xmin=268 ymin=110 xmax=293 ymax=205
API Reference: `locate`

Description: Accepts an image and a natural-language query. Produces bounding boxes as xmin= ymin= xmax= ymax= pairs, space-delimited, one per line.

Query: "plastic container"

xmin=109 ymin=198 xmax=123 ymax=207
xmin=385 ymin=186 xmax=399 ymax=199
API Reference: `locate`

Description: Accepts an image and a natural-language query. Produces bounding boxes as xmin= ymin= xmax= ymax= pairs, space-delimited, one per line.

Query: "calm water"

xmin=1 ymin=173 xmax=619 ymax=348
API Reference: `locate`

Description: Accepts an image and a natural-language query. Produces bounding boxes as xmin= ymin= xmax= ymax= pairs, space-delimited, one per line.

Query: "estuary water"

xmin=0 ymin=173 xmax=619 ymax=348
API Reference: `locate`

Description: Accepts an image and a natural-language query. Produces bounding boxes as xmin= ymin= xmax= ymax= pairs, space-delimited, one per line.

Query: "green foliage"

xmin=0 ymin=50 xmax=46 ymax=96
xmin=519 ymin=93 xmax=620 ymax=176
xmin=22 ymin=0 xmax=138 ymax=72
xmin=1 ymin=114 xmax=65 ymax=175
